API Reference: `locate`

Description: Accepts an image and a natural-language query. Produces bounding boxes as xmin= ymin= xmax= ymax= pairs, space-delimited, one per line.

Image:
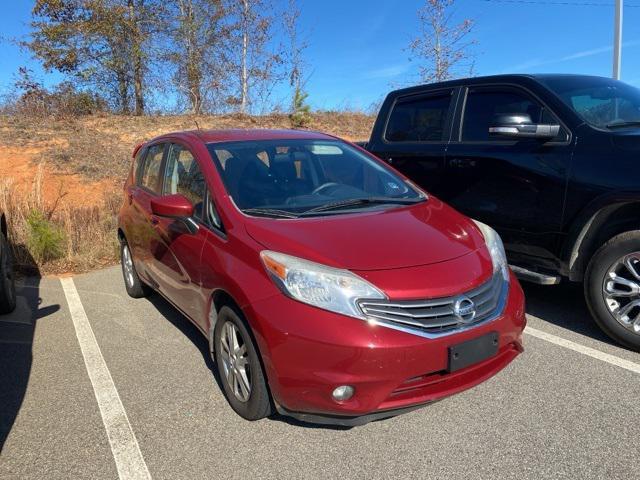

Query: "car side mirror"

xmin=489 ymin=114 xmax=560 ymax=140
xmin=150 ymin=194 xmax=198 ymax=234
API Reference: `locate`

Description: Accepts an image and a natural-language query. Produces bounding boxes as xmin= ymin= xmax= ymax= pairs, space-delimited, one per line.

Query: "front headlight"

xmin=472 ymin=220 xmax=509 ymax=281
xmin=260 ymin=251 xmax=386 ymax=319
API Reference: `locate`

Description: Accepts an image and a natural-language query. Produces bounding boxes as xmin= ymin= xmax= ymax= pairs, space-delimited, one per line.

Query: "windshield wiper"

xmin=605 ymin=120 xmax=640 ymax=129
xmin=300 ymin=196 xmax=424 ymax=216
xmin=241 ymin=208 xmax=299 ymax=219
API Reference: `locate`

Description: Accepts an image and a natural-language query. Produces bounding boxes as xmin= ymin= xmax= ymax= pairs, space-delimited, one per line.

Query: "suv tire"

xmin=213 ymin=305 xmax=272 ymax=421
xmin=0 ymin=232 xmax=16 ymax=314
xmin=585 ymin=231 xmax=640 ymax=351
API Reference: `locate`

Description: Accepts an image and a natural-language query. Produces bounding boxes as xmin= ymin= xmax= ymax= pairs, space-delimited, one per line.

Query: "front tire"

xmin=213 ymin=306 xmax=272 ymax=421
xmin=120 ymin=240 xmax=152 ymax=299
xmin=0 ymin=232 xmax=17 ymax=314
xmin=585 ymin=231 xmax=640 ymax=351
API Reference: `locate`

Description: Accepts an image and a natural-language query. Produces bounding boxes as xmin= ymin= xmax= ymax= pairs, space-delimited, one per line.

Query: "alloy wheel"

xmin=603 ymin=252 xmax=640 ymax=334
xmin=122 ymin=244 xmax=135 ymax=289
xmin=219 ymin=321 xmax=252 ymax=402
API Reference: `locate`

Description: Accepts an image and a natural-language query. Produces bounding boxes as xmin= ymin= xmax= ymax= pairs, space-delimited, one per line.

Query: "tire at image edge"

xmin=0 ymin=232 xmax=17 ymax=314
xmin=585 ymin=230 xmax=640 ymax=351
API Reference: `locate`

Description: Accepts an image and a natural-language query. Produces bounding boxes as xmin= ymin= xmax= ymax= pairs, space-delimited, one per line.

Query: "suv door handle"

xmin=449 ymin=158 xmax=476 ymax=168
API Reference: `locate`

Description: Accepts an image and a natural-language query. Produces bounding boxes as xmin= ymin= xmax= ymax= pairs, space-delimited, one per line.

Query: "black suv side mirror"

xmin=489 ymin=114 xmax=560 ymax=140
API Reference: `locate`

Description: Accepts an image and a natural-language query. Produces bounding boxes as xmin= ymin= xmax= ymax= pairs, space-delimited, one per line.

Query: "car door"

xmin=150 ymin=142 xmax=209 ymax=325
xmin=444 ymin=84 xmax=574 ymax=267
xmin=129 ymin=142 xmax=167 ymax=285
xmin=371 ymin=88 xmax=456 ymax=196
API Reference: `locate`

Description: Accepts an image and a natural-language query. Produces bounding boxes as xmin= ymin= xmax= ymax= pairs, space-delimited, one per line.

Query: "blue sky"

xmin=2 ymin=0 xmax=639 ymax=111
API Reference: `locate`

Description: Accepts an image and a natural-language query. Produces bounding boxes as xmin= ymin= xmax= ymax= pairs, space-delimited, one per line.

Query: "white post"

xmin=613 ymin=0 xmax=623 ymax=80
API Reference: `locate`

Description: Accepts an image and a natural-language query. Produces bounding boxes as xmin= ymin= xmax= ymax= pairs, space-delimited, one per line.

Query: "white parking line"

xmin=60 ymin=277 xmax=151 ymax=480
xmin=525 ymin=326 xmax=640 ymax=375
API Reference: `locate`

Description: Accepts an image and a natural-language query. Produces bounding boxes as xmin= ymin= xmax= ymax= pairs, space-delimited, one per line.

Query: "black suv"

xmin=363 ymin=74 xmax=640 ymax=350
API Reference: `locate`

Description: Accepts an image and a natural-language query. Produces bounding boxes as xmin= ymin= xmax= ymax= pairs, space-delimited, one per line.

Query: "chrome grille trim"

xmin=357 ymin=273 xmax=508 ymax=339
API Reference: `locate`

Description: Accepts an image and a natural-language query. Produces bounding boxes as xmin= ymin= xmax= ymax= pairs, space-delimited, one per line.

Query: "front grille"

xmin=358 ymin=273 xmax=506 ymax=337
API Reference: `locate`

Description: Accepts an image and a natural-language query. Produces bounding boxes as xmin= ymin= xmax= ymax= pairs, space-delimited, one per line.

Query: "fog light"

xmin=332 ymin=385 xmax=354 ymax=401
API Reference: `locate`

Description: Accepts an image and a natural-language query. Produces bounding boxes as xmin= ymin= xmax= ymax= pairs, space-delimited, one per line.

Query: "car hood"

xmin=243 ymin=199 xmax=486 ymax=271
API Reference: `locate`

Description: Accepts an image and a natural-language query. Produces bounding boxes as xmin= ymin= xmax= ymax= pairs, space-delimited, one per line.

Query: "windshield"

xmin=207 ymin=139 xmax=423 ymax=216
xmin=541 ymin=76 xmax=640 ymax=129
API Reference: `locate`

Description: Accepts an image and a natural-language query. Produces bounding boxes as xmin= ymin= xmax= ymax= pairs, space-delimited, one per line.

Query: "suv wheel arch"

xmin=566 ymin=199 xmax=640 ymax=281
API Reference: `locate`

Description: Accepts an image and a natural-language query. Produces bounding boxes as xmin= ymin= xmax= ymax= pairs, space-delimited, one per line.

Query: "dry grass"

xmin=0 ymin=165 xmax=120 ymax=275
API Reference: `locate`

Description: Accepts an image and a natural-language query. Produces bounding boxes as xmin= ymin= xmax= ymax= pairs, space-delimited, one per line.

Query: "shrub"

xmin=26 ymin=210 xmax=66 ymax=263
xmin=289 ymin=88 xmax=311 ymax=128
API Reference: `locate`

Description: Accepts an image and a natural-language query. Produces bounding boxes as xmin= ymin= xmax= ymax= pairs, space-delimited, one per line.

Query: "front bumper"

xmin=244 ymin=271 xmax=526 ymax=425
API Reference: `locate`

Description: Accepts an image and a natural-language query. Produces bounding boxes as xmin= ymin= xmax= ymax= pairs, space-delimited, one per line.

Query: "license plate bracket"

xmin=448 ymin=332 xmax=499 ymax=372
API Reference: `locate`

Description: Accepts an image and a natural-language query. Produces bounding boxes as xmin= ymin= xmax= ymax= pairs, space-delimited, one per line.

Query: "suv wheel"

xmin=585 ymin=231 xmax=640 ymax=351
xmin=213 ymin=305 xmax=272 ymax=421
xmin=0 ymin=231 xmax=16 ymax=314
xmin=120 ymin=240 xmax=152 ymax=298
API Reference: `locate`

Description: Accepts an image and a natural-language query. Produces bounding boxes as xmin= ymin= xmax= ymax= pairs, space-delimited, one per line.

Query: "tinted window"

xmin=132 ymin=146 xmax=147 ymax=185
xmin=207 ymin=139 xmax=422 ymax=214
xmin=140 ymin=144 xmax=165 ymax=193
xmin=163 ymin=144 xmax=205 ymax=219
xmin=385 ymin=93 xmax=452 ymax=142
xmin=462 ymin=88 xmax=564 ymax=142
xmin=540 ymin=76 xmax=640 ymax=128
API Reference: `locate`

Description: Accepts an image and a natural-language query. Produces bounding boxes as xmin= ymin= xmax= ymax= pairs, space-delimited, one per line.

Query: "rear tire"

xmin=585 ymin=231 xmax=640 ymax=351
xmin=120 ymin=240 xmax=152 ymax=299
xmin=0 ymin=232 xmax=16 ymax=314
xmin=213 ymin=305 xmax=272 ymax=421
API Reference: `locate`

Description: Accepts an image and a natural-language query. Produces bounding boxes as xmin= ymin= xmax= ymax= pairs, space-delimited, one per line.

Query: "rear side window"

xmin=132 ymin=146 xmax=147 ymax=185
xmin=462 ymin=88 xmax=566 ymax=142
xmin=385 ymin=92 xmax=452 ymax=142
xmin=140 ymin=144 xmax=165 ymax=193
xmin=163 ymin=144 xmax=206 ymax=219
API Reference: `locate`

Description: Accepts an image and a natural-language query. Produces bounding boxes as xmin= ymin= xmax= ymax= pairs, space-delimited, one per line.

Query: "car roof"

xmin=388 ymin=73 xmax=613 ymax=96
xmin=150 ymin=128 xmax=337 ymax=145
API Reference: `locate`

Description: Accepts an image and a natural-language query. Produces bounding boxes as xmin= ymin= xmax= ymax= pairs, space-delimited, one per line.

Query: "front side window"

xmin=207 ymin=139 xmax=424 ymax=216
xmin=462 ymin=88 xmax=564 ymax=142
xmin=163 ymin=144 xmax=205 ymax=219
xmin=140 ymin=143 xmax=165 ymax=193
xmin=540 ymin=76 xmax=640 ymax=129
xmin=385 ymin=92 xmax=452 ymax=142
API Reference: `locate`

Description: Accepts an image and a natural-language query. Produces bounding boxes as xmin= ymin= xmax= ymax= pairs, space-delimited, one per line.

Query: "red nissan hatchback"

xmin=117 ymin=129 xmax=526 ymax=426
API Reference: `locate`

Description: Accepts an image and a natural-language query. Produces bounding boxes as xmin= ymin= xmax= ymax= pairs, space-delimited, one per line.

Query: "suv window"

xmin=462 ymin=87 xmax=565 ymax=142
xmin=385 ymin=92 xmax=452 ymax=142
xmin=163 ymin=144 xmax=206 ymax=219
xmin=140 ymin=144 xmax=165 ymax=193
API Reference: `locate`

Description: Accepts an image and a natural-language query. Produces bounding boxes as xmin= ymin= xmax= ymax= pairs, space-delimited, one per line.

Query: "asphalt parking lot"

xmin=1 ymin=266 xmax=639 ymax=480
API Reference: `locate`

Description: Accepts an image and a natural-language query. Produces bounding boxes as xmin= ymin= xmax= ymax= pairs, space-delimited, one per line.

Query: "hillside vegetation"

xmin=0 ymin=112 xmax=375 ymax=275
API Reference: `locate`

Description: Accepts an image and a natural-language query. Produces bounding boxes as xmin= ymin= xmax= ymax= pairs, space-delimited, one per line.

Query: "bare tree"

xmin=283 ymin=0 xmax=310 ymax=127
xmin=163 ymin=0 xmax=227 ymax=114
xmin=408 ymin=0 xmax=476 ymax=83
xmin=227 ymin=0 xmax=283 ymax=114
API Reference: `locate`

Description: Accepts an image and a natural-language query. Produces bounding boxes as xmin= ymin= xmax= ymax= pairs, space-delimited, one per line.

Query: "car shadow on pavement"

xmin=0 ymin=251 xmax=60 ymax=453
xmin=144 ymin=292 xmax=353 ymax=430
xmin=521 ymin=281 xmax=620 ymax=347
